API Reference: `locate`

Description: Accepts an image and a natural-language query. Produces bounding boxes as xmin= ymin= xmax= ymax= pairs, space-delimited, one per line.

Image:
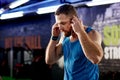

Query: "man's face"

xmin=55 ymin=14 xmax=72 ymax=37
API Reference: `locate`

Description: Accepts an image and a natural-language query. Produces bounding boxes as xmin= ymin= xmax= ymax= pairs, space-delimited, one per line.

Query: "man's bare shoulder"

xmin=88 ymin=29 xmax=102 ymax=44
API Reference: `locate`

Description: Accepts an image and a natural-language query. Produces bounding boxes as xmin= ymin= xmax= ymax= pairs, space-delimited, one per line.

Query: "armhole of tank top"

xmin=85 ymin=27 xmax=93 ymax=33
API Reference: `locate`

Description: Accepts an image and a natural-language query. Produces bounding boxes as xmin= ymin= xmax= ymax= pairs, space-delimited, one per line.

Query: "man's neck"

xmin=70 ymin=26 xmax=86 ymax=42
xmin=70 ymin=32 xmax=78 ymax=42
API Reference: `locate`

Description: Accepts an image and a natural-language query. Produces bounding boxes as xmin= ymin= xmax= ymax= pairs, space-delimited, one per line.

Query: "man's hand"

xmin=52 ymin=23 xmax=60 ymax=37
xmin=71 ymin=16 xmax=84 ymax=34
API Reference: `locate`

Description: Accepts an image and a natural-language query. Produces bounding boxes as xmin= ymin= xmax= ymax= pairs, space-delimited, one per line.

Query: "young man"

xmin=45 ymin=4 xmax=103 ymax=80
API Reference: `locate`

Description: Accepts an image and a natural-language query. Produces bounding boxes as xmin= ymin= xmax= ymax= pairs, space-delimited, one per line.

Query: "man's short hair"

xmin=55 ymin=4 xmax=78 ymax=17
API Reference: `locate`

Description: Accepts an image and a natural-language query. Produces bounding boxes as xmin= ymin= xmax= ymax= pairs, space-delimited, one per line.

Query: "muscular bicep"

xmin=88 ymin=30 xmax=102 ymax=45
xmin=87 ymin=30 xmax=103 ymax=64
xmin=56 ymin=43 xmax=63 ymax=58
xmin=88 ymin=30 xmax=103 ymax=55
xmin=55 ymin=33 xmax=64 ymax=59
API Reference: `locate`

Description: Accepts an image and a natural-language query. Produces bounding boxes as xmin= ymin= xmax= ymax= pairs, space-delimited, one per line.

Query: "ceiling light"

xmin=0 ymin=11 xmax=24 ymax=20
xmin=86 ymin=0 xmax=120 ymax=6
xmin=0 ymin=8 xmax=5 ymax=14
xmin=9 ymin=0 xmax=30 ymax=9
xmin=36 ymin=4 xmax=63 ymax=14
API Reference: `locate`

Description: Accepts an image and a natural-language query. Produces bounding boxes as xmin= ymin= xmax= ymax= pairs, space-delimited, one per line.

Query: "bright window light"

xmin=0 ymin=11 xmax=24 ymax=20
xmin=36 ymin=4 xmax=63 ymax=14
xmin=86 ymin=0 xmax=120 ymax=6
xmin=9 ymin=0 xmax=30 ymax=9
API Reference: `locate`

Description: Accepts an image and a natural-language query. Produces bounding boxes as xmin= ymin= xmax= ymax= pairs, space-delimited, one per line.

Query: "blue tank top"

xmin=62 ymin=27 xmax=99 ymax=80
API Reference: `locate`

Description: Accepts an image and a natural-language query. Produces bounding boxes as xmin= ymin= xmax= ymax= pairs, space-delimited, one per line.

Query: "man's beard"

xmin=64 ymin=30 xmax=72 ymax=37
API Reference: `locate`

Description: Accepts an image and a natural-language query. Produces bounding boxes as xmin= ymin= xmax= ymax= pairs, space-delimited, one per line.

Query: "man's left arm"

xmin=78 ymin=29 xmax=103 ymax=64
xmin=71 ymin=16 xmax=103 ymax=64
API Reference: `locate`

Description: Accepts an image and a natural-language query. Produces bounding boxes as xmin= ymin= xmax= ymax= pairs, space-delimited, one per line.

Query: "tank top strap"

xmin=85 ymin=27 xmax=93 ymax=33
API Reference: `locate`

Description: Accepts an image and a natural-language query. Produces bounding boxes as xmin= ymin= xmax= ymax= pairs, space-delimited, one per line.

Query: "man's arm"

xmin=45 ymin=23 xmax=63 ymax=65
xmin=45 ymin=39 xmax=63 ymax=65
xmin=71 ymin=16 xmax=103 ymax=64
xmin=78 ymin=29 xmax=103 ymax=64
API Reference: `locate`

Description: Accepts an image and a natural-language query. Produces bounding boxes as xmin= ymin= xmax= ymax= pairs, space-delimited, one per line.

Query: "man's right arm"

xmin=45 ymin=22 xmax=64 ymax=65
xmin=45 ymin=38 xmax=63 ymax=65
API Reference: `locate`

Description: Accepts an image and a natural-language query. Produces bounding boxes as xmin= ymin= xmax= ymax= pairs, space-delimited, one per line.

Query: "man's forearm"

xmin=45 ymin=40 xmax=58 ymax=64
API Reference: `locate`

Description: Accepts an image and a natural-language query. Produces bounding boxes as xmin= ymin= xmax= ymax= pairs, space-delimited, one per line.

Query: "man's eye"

xmin=61 ymin=22 xmax=67 ymax=25
xmin=61 ymin=23 xmax=66 ymax=25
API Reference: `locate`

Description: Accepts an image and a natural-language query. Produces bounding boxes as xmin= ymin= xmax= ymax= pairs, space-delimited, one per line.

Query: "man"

xmin=45 ymin=4 xmax=103 ymax=80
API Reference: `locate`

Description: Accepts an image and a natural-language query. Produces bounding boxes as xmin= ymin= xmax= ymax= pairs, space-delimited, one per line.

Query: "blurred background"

xmin=0 ymin=0 xmax=120 ymax=80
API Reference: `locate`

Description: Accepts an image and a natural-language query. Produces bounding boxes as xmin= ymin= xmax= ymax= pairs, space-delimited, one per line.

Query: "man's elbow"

xmin=91 ymin=59 xmax=100 ymax=64
xmin=45 ymin=58 xmax=55 ymax=65
xmin=92 ymin=54 xmax=103 ymax=64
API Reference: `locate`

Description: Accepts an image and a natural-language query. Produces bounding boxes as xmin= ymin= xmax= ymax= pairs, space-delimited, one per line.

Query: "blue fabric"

xmin=62 ymin=27 xmax=99 ymax=80
xmin=85 ymin=27 xmax=93 ymax=33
